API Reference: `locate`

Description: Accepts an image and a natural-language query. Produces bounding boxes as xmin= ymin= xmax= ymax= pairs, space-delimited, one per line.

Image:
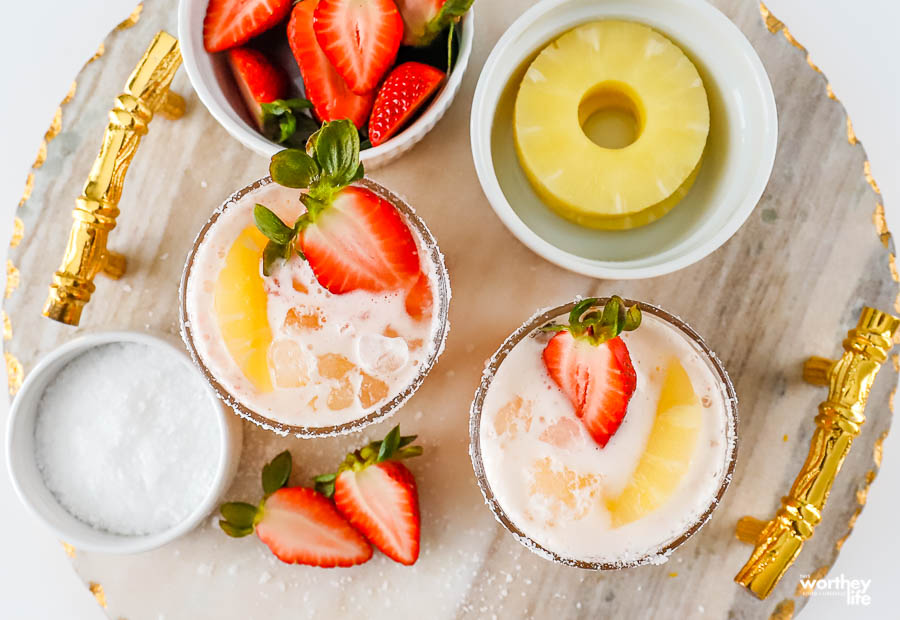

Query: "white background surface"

xmin=1 ymin=1 xmax=897 ymax=618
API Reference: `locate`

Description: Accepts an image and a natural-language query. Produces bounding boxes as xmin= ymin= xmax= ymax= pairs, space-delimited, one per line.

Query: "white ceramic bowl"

xmin=178 ymin=0 xmax=474 ymax=169
xmin=6 ymin=331 xmax=243 ymax=554
xmin=470 ymin=0 xmax=778 ymax=279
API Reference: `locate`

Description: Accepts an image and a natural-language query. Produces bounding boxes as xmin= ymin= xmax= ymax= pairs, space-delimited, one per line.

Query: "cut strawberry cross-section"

xmin=395 ymin=0 xmax=473 ymax=47
xmin=541 ymin=297 xmax=642 ymax=448
xmin=227 ymin=47 xmax=289 ymax=130
xmin=288 ymin=0 xmax=374 ymax=128
xmin=203 ymin=0 xmax=293 ymax=53
xmin=313 ymin=0 xmax=404 ymax=94
xmin=252 ymin=119 xmax=421 ymax=296
xmin=315 ymin=426 xmax=423 ymax=565
xmin=218 ymin=451 xmax=373 ymax=567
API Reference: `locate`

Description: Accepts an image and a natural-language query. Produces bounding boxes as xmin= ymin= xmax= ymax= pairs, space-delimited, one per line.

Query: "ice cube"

xmin=538 ymin=416 xmax=582 ymax=449
xmin=356 ymin=334 xmax=408 ymax=375
xmin=494 ymin=396 xmax=532 ymax=439
xmin=268 ymin=340 xmax=309 ymax=388
xmin=359 ymin=371 xmax=389 ymax=408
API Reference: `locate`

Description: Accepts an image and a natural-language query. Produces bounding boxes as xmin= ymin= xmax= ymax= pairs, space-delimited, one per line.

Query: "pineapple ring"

xmin=514 ymin=20 xmax=710 ymax=230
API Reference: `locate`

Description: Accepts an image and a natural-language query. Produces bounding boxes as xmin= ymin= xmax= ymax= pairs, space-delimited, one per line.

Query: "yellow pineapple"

xmin=514 ymin=20 xmax=709 ymax=229
xmin=214 ymin=226 xmax=273 ymax=392
xmin=606 ymin=358 xmax=702 ymax=526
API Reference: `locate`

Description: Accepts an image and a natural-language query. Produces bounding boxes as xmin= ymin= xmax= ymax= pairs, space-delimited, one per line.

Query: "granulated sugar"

xmin=34 ymin=342 xmax=219 ymax=536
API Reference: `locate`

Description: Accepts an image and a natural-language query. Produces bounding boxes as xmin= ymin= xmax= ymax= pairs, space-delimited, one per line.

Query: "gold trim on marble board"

xmin=5 ymin=352 xmax=23 ymax=396
xmin=89 ymin=582 xmax=107 ymax=608
xmin=755 ymin=4 xmax=898 ymax=612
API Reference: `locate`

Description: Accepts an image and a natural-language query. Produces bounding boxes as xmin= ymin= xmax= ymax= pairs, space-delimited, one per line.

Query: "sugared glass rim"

xmin=178 ymin=176 xmax=451 ymax=438
xmin=468 ymin=297 xmax=738 ymax=569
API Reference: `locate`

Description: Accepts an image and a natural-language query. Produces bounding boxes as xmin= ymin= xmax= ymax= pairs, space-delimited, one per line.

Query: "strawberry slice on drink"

xmin=541 ymin=297 xmax=642 ymax=448
xmin=313 ymin=0 xmax=404 ymax=94
xmin=288 ymin=0 xmax=374 ymax=128
xmin=203 ymin=0 xmax=293 ymax=53
xmin=252 ymin=120 xmax=421 ymax=299
xmin=219 ymin=451 xmax=373 ymax=567
xmin=314 ymin=426 xmax=423 ymax=565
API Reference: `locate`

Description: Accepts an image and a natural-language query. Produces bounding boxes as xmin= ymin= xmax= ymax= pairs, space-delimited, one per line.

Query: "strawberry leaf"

xmin=270 ymin=149 xmax=320 ymax=188
xmin=552 ymin=296 xmax=642 ymax=346
xmin=377 ymin=425 xmax=402 ymax=462
xmin=313 ymin=473 xmax=337 ymax=498
xmin=254 ymin=204 xmax=294 ymax=245
xmin=262 ymin=240 xmax=286 ymax=276
xmin=220 ymin=502 xmax=259 ymax=528
xmin=312 ymin=120 xmax=361 ymax=188
xmin=262 ymin=450 xmax=292 ymax=496
xmin=624 ymin=305 xmax=642 ymax=331
xmin=261 ymin=98 xmax=316 ymax=144
xmin=219 ymin=520 xmax=254 ymax=538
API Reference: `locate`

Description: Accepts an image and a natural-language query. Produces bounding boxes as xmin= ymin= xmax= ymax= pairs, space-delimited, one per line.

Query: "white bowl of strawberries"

xmin=178 ymin=0 xmax=474 ymax=169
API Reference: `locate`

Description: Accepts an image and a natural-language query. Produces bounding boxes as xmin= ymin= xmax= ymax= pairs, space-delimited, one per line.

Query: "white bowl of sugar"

xmin=6 ymin=331 xmax=243 ymax=553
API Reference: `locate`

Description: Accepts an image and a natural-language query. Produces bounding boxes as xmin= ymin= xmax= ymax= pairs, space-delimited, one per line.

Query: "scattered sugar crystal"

xmin=465 ymin=343 xmax=475 ymax=354
xmin=197 ymin=562 xmax=214 ymax=576
xmin=34 ymin=342 xmax=219 ymax=536
xmin=259 ymin=571 xmax=272 ymax=584
xmin=160 ymin=253 xmax=169 ymax=260
xmin=123 ymin=284 xmax=133 ymax=293
xmin=200 ymin=180 xmax=208 ymax=188
xmin=355 ymin=333 xmax=408 ymax=375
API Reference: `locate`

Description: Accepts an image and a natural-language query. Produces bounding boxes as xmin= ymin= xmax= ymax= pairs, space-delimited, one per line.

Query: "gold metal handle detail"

xmin=43 ymin=31 xmax=183 ymax=326
xmin=734 ymin=306 xmax=899 ymax=599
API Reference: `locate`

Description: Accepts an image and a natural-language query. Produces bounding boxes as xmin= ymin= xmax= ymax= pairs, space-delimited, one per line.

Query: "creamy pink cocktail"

xmin=470 ymin=298 xmax=736 ymax=568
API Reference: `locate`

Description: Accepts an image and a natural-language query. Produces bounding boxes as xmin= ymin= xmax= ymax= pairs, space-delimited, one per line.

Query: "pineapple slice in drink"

xmin=214 ymin=227 xmax=273 ymax=392
xmin=514 ymin=20 xmax=709 ymax=229
xmin=606 ymin=358 xmax=702 ymax=527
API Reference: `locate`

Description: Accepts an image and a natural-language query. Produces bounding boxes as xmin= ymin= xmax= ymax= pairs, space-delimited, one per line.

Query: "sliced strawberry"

xmin=313 ymin=0 xmax=404 ymax=94
xmin=227 ymin=47 xmax=288 ymax=129
xmin=368 ymin=62 xmax=444 ymax=147
xmin=405 ymin=271 xmax=433 ymax=321
xmin=255 ymin=487 xmax=373 ymax=567
xmin=543 ymin=332 xmax=637 ymax=448
xmin=395 ymin=0 xmax=472 ymax=47
xmin=300 ymin=185 xmax=420 ymax=294
xmin=203 ymin=0 xmax=292 ymax=53
xmin=334 ymin=461 xmax=420 ymax=565
xmin=288 ymin=0 xmax=374 ymax=128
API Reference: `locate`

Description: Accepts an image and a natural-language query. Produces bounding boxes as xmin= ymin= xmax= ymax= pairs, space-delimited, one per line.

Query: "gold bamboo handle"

xmin=734 ymin=306 xmax=899 ymax=599
xmin=43 ymin=31 xmax=183 ymax=326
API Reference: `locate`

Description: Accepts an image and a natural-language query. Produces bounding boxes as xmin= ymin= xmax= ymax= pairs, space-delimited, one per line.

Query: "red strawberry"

xmin=334 ymin=461 xmax=420 ymax=565
xmin=255 ymin=487 xmax=373 ymax=566
xmin=300 ymin=185 xmax=420 ymax=294
xmin=394 ymin=0 xmax=472 ymax=47
xmin=288 ymin=0 xmax=374 ymax=128
xmin=219 ymin=451 xmax=372 ymax=567
xmin=203 ymin=0 xmax=292 ymax=53
xmin=227 ymin=47 xmax=288 ymax=129
xmin=313 ymin=0 xmax=404 ymax=94
xmin=543 ymin=332 xmax=636 ymax=448
xmin=369 ymin=62 xmax=445 ymax=147
xmin=404 ymin=271 xmax=433 ymax=321
xmin=315 ymin=426 xmax=423 ymax=565
xmin=540 ymin=298 xmax=643 ymax=448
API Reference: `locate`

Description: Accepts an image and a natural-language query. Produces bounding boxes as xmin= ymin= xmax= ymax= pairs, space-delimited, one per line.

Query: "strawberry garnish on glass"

xmin=542 ymin=297 xmax=642 ymax=448
xmin=218 ymin=451 xmax=373 ymax=567
xmin=253 ymin=119 xmax=428 ymax=316
xmin=313 ymin=426 xmax=423 ymax=565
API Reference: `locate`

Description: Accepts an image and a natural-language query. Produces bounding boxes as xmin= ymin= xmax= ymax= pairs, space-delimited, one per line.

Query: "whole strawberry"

xmin=254 ymin=120 xmax=424 ymax=312
xmin=542 ymin=297 xmax=642 ymax=448
xmin=219 ymin=451 xmax=373 ymax=567
xmin=314 ymin=426 xmax=423 ymax=565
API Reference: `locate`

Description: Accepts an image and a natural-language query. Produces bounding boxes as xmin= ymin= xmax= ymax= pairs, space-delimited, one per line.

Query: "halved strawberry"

xmin=203 ymin=0 xmax=293 ymax=53
xmin=300 ymin=185 xmax=420 ymax=294
xmin=256 ymin=487 xmax=373 ymax=567
xmin=313 ymin=0 xmax=404 ymax=94
xmin=227 ymin=47 xmax=288 ymax=129
xmin=369 ymin=62 xmax=444 ymax=147
xmin=541 ymin=298 xmax=642 ymax=448
xmin=404 ymin=271 xmax=433 ymax=321
xmin=315 ymin=426 xmax=423 ymax=565
xmin=288 ymin=0 xmax=375 ymax=128
xmin=219 ymin=451 xmax=373 ymax=567
xmin=394 ymin=0 xmax=472 ymax=47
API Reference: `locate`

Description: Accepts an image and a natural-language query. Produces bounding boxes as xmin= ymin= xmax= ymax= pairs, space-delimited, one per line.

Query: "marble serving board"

xmin=4 ymin=0 xmax=896 ymax=618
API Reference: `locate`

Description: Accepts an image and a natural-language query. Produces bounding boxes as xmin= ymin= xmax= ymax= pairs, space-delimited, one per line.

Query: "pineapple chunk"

xmin=605 ymin=358 xmax=702 ymax=527
xmin=493 ymin=395 xmax=533 ymax=439
xmin=514 ymin=20 xmax=709 ymax=229
xmin=214 ymin=227 xmax=273 ymax=392
xmin=529 ymin=457 xmax=600 ymax=524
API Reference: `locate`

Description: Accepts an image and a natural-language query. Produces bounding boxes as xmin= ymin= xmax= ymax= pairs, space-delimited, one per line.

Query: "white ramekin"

xmin=470 ymin=0 xmax=778 ymax=280
xmin=178 ymin=0 xmax=474 ymax=169
xmin=6 ymin=331 xmax=243 ymax=554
